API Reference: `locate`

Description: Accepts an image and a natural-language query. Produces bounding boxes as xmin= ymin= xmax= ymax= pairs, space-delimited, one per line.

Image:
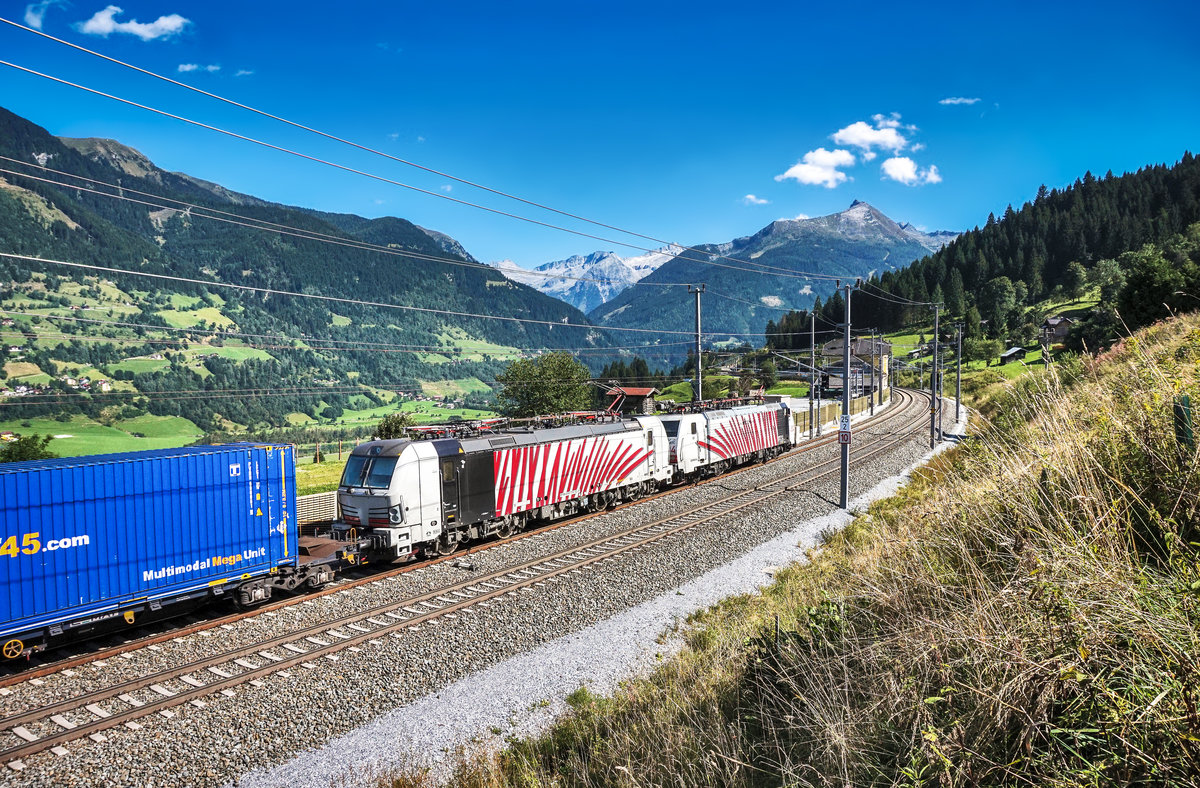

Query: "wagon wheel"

xmin=496 ymin=520 xmax=515 ymax=539
xmin=435 ymin=533 xmax=462 ymax=556
xmin=2 ymin=639 xmax=24 ymax=660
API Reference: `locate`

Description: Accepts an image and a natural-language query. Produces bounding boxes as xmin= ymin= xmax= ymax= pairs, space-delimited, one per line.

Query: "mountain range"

xmin=492 ymin=246 xmax=680 ymax=313
xmin=495 ymin=203 xmax=954 ymax=336
xmin=588 ymin=202 xmax=955 ymax=340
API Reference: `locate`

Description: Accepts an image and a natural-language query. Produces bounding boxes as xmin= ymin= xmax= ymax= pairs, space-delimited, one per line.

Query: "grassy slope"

xmin=425 ymin=313 xmax=1200 ymax=788
xmin=0 ymin=414 xmax=202 ymax=456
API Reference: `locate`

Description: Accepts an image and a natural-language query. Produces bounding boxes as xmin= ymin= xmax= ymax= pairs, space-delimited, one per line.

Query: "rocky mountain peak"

xmin=59 ymin=137 xmax=159 ymax=180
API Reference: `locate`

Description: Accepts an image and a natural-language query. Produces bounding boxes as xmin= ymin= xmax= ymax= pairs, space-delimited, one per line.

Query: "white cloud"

xmin=205 ymin=64 xmax=220 ymax=72
xmin=235 ymin=69 xmax=253 ymax=77
xmin=871 ymin=112 xmax=902 ymax=129
xmin=774 ymin=147 xmax=855 ymax=189
xmin=832 ymin=120 xmax=907 ymax=154
xmin=799 ymin=284 xmax=813 ymax=295
xmin=77 ymin=5 xmax=190 ymax=41
xmin=881 ymin=156 xmax=941 ymax=186
xmin=24 ymin=0 xmax=64 ymax=29
xmin=939 ymin=97 xmax=980 ymax=105
xmin=387 ymin=132 xmax=400 ymax=141
xmin=910 ymin=142 xmax=926 ymax=152
xmin=792 ymin=213 xmax=810 ymax=220
xmin=742 ymin=194 xmax=769 ymax=205
xmin=417 ymin=136 xmax=426 ymax=143
xmin=177 ymin=63 xmax=198 ymax=72
xmin=440 ymin=184 xmax=453 ymax=193
xmin=760 ymin=295 xmax=783 ymax=307
xmin=880 ymin=157 xmax=919 ymax=184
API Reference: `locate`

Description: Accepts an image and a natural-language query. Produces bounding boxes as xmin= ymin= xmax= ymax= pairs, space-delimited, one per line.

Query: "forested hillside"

xmin=794 ymin=153 xmax=1200 ymax=342
xmin=0 ymin=106 xmax=615 ymax=438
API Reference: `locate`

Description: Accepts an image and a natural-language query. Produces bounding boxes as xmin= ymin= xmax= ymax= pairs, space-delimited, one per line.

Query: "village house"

xmin=1040 ymin=315 xmax=1075 ymax=345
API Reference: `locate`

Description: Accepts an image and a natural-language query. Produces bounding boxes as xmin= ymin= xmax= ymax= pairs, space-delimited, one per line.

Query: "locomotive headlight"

xmin=389 ymin=504 xmax=404 ymax=524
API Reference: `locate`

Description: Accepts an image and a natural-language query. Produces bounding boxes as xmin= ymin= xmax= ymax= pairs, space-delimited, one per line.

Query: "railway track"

xmin=0 ymin=389 xmax=918 ymax=687
xmin=1 ymin=389 xmax=930 ymax=769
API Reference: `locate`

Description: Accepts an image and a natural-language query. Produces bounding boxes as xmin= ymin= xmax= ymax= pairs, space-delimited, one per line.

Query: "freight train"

xmin=0 ymin=398 xmax=822 ymax=660
xmin=333 ymin=400 xmax=792 ymax=560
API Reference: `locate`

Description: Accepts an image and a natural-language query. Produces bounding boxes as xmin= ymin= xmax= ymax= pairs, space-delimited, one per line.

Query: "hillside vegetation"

xmin=845 ymin=153 xmax=1200 ymax=336
xmin=426 ymin=313 xmax=1200 ymax=787
xmin=0 ymin=106 xmax=608 ymax=442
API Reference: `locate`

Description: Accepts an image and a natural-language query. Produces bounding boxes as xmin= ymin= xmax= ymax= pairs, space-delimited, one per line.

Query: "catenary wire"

xmin=0 ymin=157 xmax=696 ymax=291
xmin=0 ymin=19 xmax=844 ymax=283
xmin=0 ymin=252 xmax=822 ymax=339
xmin=0 ymin=309 xmax=690 ymax=354
xmin=0 ymin=58 xmax=837 ymax=283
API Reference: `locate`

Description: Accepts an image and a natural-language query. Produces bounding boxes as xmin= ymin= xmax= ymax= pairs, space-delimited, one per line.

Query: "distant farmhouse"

xmin=1040 ymin=316 xmax=1075 ymax=345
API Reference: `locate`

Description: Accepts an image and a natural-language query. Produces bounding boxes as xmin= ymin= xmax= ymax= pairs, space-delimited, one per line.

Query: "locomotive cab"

xmin=659 ymin=413 xmax=706 ymax=477
xmin=333 ymin=439 xmax=443 ymax=560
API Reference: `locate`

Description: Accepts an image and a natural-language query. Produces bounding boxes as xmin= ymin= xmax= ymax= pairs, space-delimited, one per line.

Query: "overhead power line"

xmin=1 ymin=252 xmax=816 ymax=339
xmin=0 ymin=157 xmax=694 ymax=292
xmin=0 ymin=370 xmax=734 ymax=408
xmin=859 ymin=281 xmax=936 ymax=307
xmin=0 ymin=309 xmax=687 ymax=354
xmin=0 ymin=57 xmax=834 ymax=284
xmin=0 ymin=17 xmax=841 ymax=283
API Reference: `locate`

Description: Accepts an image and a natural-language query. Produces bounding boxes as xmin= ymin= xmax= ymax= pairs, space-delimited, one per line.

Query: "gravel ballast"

xmin=0 ymin=394 xmax=958 ymax=788
xmin=231 ymin=399 xmax=967 ymax=788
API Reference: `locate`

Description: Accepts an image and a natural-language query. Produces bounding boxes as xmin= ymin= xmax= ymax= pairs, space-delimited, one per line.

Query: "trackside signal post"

xmin=688 ymin=284 xmax=705 ymax=402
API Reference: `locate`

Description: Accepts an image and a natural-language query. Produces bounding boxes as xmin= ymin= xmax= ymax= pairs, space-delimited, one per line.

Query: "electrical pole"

xmin=808 ymin=311 xmax=816 ymax=439
xmin=688 ymin=284 xmax=705 ymax=403
xmin=930 ymin=303 xmax=940 ymax=448
xmin=839 ymin=279 xmax=858 ymax=509
xmin=876 ymin=329 xmax=884 ymax=408
xmin=955 ymin=322 xmax=963 ymax=426
xmin=868 ymin=329 xmax=876 ymax=416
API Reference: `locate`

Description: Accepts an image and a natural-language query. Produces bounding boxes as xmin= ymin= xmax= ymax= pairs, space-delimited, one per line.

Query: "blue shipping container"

xmin=0 ymin=444 xmax=296 ymax=644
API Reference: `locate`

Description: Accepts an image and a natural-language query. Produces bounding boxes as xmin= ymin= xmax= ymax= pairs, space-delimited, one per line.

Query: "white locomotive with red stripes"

xmin=333 ymin=401 xmax=791 ymax=561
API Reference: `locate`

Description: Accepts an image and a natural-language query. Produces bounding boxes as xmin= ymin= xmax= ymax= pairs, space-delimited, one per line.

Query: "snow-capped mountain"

xmin=492 ymin=245 xmax=680 ymax=313
xmin=590 ymin=201 xmax=957 ymax=338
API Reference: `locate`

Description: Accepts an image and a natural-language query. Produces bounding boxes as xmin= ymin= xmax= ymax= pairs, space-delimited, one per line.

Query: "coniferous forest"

xmin=767 ymin=153 xmax=1200 ymax=349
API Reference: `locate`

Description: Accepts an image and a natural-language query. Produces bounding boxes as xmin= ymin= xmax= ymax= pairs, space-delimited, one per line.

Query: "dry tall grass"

xmin=389 ymin=315 xmax=1200 ymax=788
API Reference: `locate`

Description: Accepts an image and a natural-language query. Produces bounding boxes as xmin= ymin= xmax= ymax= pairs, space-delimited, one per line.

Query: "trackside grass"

xmin=370 ymin=312 xmax=1200 ymax=787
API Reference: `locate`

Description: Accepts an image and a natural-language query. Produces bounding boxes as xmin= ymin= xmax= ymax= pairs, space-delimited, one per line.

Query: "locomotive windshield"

xmin=340 ymin=455 xmax=398 ymax=489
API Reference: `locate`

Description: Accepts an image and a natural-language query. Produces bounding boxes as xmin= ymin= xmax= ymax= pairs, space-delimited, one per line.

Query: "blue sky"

xmin=1 ymin=1 xmax=1198 ymax=268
